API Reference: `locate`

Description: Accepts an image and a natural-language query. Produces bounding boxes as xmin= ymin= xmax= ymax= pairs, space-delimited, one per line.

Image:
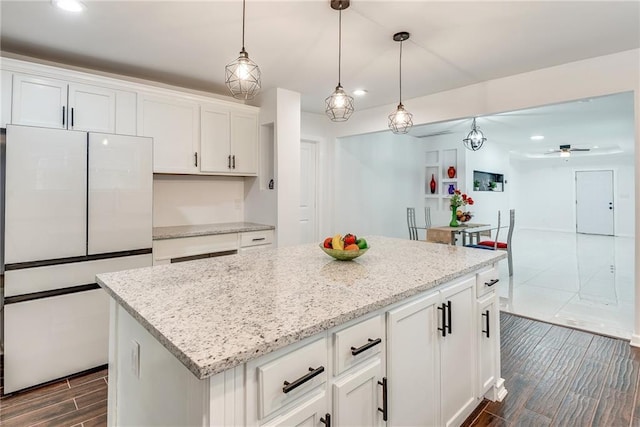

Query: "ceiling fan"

xmin=545 ymin=144 xmax=590 ymax=157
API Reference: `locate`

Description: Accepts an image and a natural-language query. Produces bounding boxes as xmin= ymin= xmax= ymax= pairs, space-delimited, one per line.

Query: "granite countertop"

xmin=97 ymin=236 xmax=506 ymax=380
xmin=153 ymin=222 xmax=275 ymax=240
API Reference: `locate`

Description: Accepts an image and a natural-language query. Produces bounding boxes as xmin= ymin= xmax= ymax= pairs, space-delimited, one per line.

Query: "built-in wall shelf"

xmin=473 ymin=170 xmax=504 ymax=192
xmin=425 ymin=147 xmax=465 ymax=211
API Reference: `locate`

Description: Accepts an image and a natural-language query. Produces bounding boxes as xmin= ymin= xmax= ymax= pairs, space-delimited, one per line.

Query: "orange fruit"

xmin=345 ymin=244 xmax=359 ymax=251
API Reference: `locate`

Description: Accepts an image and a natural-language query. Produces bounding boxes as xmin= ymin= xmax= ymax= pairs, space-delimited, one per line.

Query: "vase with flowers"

xmin=450 ymin=190 xmax=474 ymax=227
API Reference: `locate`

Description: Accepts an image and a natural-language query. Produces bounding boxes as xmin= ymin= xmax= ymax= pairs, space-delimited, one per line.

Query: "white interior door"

xmin=88 ymin=133 xmax=153 ymax=254
xmin=576 ymin=170 xmax=614 ymax=235
xmin=299 ymin=140 xmax=318 ymax=244
xmin=5 ymin=125 xmax=87 ymax=263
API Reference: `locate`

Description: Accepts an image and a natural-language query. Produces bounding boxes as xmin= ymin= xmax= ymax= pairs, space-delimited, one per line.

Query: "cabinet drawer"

xmin=240 ymin=230 xmax=274 ymax=247
xmin=257 ymin=337 xmax=327 ymax=419
xmin=152 ymin=233 xmax=238 ymax=263
xmin=476 ymin=266 xmax=500 ymax=298
xmin=333 ymin=314 xmax=384 ymax=376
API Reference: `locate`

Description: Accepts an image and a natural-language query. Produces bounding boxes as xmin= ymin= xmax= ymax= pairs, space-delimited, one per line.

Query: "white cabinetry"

xmin=138 ymin=94 xmax=200 ymax=174
xmin=239 ymin=230 xmax=275 ymax=252
xmin=200 ymin=103 xmax=258 ymax=175
xmin=386 ymin=276 xmax=477 ymax=427
xmin=10 ymin=74 xmax=130 ymax=134
xmin=332 ymin=359 xmax=383 ymax=427
xmin=475 ymin=266 xmax=502 ymax=400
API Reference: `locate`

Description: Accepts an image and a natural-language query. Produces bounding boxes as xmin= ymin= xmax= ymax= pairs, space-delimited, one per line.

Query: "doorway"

xmin=575 ymin=170 xmax=615 ymax=236
xmin=299 ymin=140 xmax=319 ymax=243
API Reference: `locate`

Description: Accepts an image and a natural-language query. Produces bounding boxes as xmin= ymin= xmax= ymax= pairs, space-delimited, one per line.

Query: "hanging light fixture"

xmin=225 ymin=0 xmax=261 ymax=100
xmin=462 ymin=118 xmax=487 ymax=151
xmin=325 ymin=0 xmax=354 ymax=122
xmin=388 ymin=32 xmax=413 ymax=134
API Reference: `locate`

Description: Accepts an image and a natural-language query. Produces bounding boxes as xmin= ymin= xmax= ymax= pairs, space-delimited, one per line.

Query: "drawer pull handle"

xmin=482 ymin=310 xmax=490 ymax=338
xmin=320 ymin=413 xmax=331 ymax=427
xmin=437 ymin=303 xmax=447 ymax=337
xmin=351 ymin=338 xmax=382 ymax=356
xmin=282 ymin=365 xmax=325 ymax=394
xmin=446 ymin=300 xmax=452 ymax=335
xmin=62 ymin=106 xmax=66 ymax=126
xmin=232 ymin=155 xmax=236 ymax=169
xmin=485 ymin=279 xmax=499 ymax=287
xmin=252 ymin=237 xmax=266 ymax=242
xmin=228 ymin=155 xmax=231 ymax=169
xmin=378 ymin=377 xmax=388 ymax=421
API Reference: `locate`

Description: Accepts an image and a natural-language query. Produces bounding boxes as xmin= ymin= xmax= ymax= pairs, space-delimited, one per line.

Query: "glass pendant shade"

xmin=325 ymin=85 xmax=354 ymax=122
xmin=225 ymin=0 xmax=261 ymax=100
xmin=225 ymin=49 xmax=261 ymax=100
xmin=463 ymin=118 xmax=486 ymax=151
xmin=388 ymin=103 xmax=413 ymax=134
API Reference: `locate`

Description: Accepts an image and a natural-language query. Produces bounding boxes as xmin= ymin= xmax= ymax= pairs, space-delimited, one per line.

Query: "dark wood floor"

xmin=2 ymin=313 xmax=639 ymax=426
xmin=465 ymin=312 xmax=640 ymax=427
xmin=0 ymin=358 xmax=107 ymax=427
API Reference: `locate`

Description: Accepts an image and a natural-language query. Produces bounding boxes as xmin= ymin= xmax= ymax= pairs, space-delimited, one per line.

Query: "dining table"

xmin=426 ymin=223 xmax=491 ymax=246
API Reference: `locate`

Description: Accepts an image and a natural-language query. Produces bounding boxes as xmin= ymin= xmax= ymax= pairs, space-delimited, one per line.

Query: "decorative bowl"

xmin=319 ymin=244 xmax=369 ymax=261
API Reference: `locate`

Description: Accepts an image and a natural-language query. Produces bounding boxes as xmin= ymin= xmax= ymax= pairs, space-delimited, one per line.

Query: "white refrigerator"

xmin=3 ymin=125 xmax=153 ymax=394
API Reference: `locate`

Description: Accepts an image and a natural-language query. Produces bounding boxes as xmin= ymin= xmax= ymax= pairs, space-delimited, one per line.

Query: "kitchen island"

xmin=97 ymin=236 xmax=507 ymax=426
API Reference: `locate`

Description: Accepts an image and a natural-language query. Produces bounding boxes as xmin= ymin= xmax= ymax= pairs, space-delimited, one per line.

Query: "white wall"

xmin=511 ymin=155 xmax=635 ymax=236
xmin=332 ymin=131 xmax=425 ymax=239
xmin=153 ymin=175 xmax=244 ymax=227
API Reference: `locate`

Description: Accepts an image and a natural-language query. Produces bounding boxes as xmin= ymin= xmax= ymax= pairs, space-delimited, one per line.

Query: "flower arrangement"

xmin=450 ymin=190 xmax=474 ymax=226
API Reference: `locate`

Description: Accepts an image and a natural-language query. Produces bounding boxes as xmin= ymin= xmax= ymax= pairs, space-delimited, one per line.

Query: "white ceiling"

xmin=1 ymin=1 xmax=637 ymax=158
xmin=1 ymin=0 xmax=639 ymax=116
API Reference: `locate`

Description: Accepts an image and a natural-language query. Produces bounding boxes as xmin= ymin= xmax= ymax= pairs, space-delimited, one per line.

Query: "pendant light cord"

xmin=242 ymin=0 xmax=246 ymax=51
xmin=399 ymin=39 xmax=403 ymax=104
xmin=338 ymin=7 xmax=342 ymax=86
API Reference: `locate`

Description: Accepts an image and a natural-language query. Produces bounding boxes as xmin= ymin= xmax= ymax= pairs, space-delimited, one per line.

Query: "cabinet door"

xmin=262 ymin=392 xmax=328 ymax=427
xmin=68 ymin=83 xmax=116 ymax=133
xmin=200 ymin=105 xmax=231 ymax=173
xmin=439 ymin=277 xmax=477 ymax=427
xmin=386 ymin=291 xmax=440 ymax=427
xmin=138 ymin=95 xmax=199 ymax=174
xmin=12 ymin=74 xmax=67 ymax=129
xmin=231 ymin=110 xmax=258 ymax=175
xmin=477 ymin=292 xmax=498 ymax=397
xmin=88 ymin=133 xmax=153 ymax=254
xmin=332 ymin=358 xmax=383 ymax=427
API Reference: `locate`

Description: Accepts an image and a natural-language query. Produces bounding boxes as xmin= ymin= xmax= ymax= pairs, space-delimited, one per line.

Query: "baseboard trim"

xmin=630 ymin=334 xmax=640 ymax=348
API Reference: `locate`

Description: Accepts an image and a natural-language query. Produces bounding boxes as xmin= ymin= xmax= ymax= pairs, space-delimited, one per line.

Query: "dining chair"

xmin=466 ymin=209 xmax=515 ymax=277
xmin=407 ymin=207 xmax=419 ymax=240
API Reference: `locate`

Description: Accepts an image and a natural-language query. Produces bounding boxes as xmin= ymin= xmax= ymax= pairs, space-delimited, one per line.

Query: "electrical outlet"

xmin=130 ymin=340 xmax=140 ymax=379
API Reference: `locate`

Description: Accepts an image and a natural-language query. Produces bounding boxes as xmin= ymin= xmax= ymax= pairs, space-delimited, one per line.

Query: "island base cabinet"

xmin=262 ymin=391 xmax=328 ymax=427
xmin=332 ymin=359 xmax=384 ymax=427
xmin=478 ymin=292 xmax=499 ymax=397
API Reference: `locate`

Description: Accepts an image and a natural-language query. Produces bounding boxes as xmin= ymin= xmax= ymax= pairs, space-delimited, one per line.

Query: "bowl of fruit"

xmin=457 ymin=211 xmax=473 ymax=224
xmin=320 ymin=233 xmax=369 ymax=261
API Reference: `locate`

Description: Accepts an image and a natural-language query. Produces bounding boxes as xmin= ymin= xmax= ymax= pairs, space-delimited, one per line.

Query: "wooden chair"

xmin=467 ymin=209 xmax=515 ymax=277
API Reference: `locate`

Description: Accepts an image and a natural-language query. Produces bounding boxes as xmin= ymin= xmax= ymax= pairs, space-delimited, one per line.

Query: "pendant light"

xmin=462 ymin=118 xmax=487 ymax=151
xmin=388 ymin=32 xmax=413 ymax=134
xmin=225 ymin=0 xmax=261 ymax=100
xmin=325 ymin=0 xmax=354 ymax=122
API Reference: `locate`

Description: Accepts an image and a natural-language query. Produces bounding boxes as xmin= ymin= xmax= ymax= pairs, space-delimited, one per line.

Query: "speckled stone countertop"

xmin=153 ymin=222 xmax=275 ymax=240
xmin=97 ymin=236 xmax=506 ymax=380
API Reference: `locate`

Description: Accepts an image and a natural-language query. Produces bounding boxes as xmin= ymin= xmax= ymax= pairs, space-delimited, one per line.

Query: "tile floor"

xmin=495 ymin=229 xmax=635 ymax=339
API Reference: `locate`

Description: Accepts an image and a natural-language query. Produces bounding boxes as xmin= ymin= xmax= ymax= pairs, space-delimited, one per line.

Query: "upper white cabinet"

xmin=11 ymin=74 xmax=134 ymax=134
xmin=138 ymin=94 xmax=199 ymax=174
xmin=200 ymin=103 xmax=258 ymax=175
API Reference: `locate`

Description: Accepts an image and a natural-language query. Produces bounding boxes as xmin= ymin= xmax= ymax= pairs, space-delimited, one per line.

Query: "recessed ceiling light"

xmin=52 ymin=0 xmax=85 ymax=12
xmin=353 ymin=89 xmax=368 ymax=96
xmin=530 ymin=135 xmax=544 ymax=140
xmin=593 ymin=145 xmax=599 ymax=149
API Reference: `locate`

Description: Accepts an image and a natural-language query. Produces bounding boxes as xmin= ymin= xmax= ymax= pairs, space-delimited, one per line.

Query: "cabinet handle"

xmin=228 ymin=155 xmax=231 ymax=169
xmin=446 ymin=300 xmax=452 ymax=335
xmin=62 ymin=106 xmax=65 ymax=126
xmin=194 ymin=152 xmax=198 ymax=167
xmin=232 ymin=155 xmax=236 ymax=169
xmin=71 ymin=107 xmax=74 ymax=127
xmin=485 ymin=279 xmax=499 ymax=287
xmin=437 ymin=303 xmax=447 ymax=337
xmin=320 ymin=413 xmax=331 ymax=427
xmin=282 ymin=366 xmax=324 ymax=394
xmin=482 ymin=310 xmax=490 ymax=338
xmin=252 ymin=237 xmax=266 ymax=242
xmin=377 ymin=377 xmax=388 ymax=421
xmin=350 ymin=338 xmax=382 ymax=356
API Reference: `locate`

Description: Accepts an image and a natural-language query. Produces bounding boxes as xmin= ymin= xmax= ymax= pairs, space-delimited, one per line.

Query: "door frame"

xmin=300 ymin=138 xmax=321 ymax=243
xmin=573 ymin=168 xmax=617 ymax=236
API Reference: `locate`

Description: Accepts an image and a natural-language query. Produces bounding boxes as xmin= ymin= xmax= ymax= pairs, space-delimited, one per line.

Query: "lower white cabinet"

xmin=386 ymin=276 xmax=477 ymax=427
xmin=332 ymin=359 xmax=384 ymax=427
xmin=477 ymin=290 xmax=499 ymax=397
xmin=262 ymin=391 xmax=328 ymax=427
